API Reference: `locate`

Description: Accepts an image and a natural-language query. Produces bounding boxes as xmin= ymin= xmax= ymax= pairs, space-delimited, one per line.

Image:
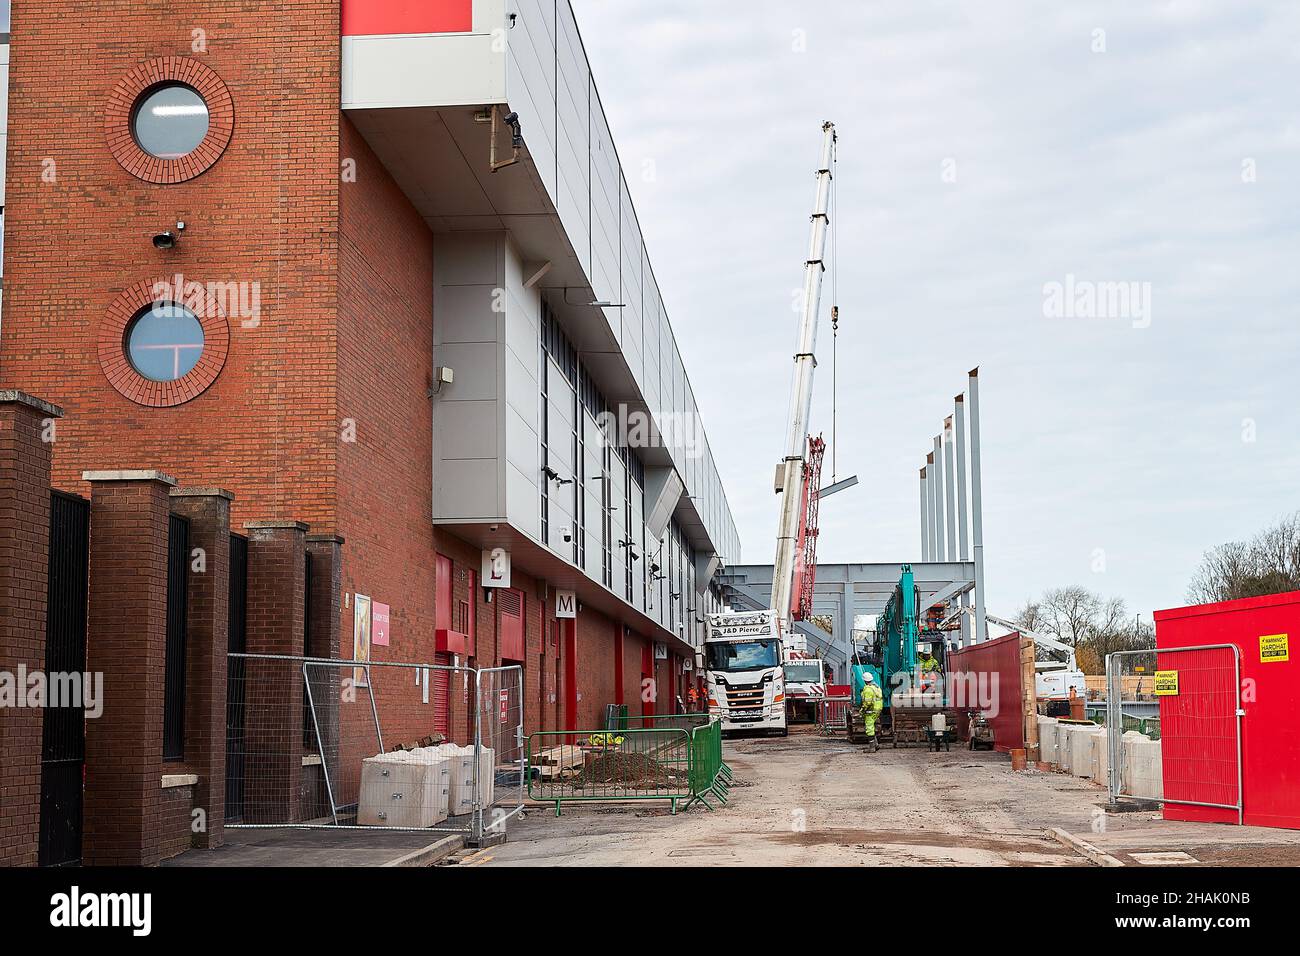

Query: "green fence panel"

xmin=526 ymin=715 xmax=727 ymax=815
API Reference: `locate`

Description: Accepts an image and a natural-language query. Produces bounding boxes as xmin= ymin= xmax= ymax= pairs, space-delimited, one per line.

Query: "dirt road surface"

xmin=472 ymin=727 xmax=1300 ymax=867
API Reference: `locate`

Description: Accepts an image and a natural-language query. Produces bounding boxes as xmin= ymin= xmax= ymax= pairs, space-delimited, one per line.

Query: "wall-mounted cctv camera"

xmin=153 ymin=221 xmax=187 ymax=250
xmin=561 ymin=527 xmax=573 ymax=544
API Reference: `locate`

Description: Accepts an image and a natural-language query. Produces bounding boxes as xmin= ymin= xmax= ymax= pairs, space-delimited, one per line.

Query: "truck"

xmin=782 ymin=653 xmax=827 ymax=723
xmin=704 ymin=610 xmax=789 ymax=737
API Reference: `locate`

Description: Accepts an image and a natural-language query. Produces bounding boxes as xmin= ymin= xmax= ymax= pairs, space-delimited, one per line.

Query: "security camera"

xmin=153 ymin=221 xmax=186 ymax=250
xmin=561 ymin=527 xmax=573 ymax=543
xmin=502 ymin=111 xmax=523 ymax=148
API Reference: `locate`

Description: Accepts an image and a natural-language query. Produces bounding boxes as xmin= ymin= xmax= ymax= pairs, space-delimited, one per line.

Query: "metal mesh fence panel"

xmin=1106 ymin=645 xmax=1241 ymax=819
xmin=227 ymin=654 xmax=485 ymax=834
xmin=474 ymin=666 xmax=525 ymax=840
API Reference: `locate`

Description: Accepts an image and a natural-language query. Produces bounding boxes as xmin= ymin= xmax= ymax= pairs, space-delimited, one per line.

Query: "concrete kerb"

xmin=382 ymin=834 xmax=465 ymax=867
xmin=1048 ymin=827 xmax=1125 ymax=867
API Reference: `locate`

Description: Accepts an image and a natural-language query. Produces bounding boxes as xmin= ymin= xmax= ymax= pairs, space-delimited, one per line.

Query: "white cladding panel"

xmin=349 ymin=2 xmax=740 ymax=567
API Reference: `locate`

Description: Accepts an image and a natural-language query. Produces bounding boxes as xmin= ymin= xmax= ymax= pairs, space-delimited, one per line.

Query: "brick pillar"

xmin=169 ymin=488 xmax=232 ymax=849
xmin=82 ymin=469 xmax=176 ymax=866
xmin=304 ymin=534 xmax=342 ymax=818
xmin=0 ymin=392 xmax=62 ymax=867
xmin=243 ymin=521 xmax=307 ymax=823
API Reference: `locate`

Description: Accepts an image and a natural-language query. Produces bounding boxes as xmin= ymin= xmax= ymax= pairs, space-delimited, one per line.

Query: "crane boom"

xmin=771 ymin=121 xmax=836 ymax=638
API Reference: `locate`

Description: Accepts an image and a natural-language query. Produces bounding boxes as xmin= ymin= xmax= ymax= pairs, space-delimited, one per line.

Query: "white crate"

xmin=431 ymin=744 xmax=495 ymax=815
xmin=357 ymin=752 xmax=450 ymax=828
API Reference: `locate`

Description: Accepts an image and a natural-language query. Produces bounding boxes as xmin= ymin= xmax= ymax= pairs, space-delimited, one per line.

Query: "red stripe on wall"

xmin=342 ymin=0 xmax=473 ymax=37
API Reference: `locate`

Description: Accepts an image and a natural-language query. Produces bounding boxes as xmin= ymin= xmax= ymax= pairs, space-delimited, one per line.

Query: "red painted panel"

xmin=613 ymin=623 xmax=624 ymax=705
xmin=641 ymin=644 xmax=655 ymax=727
xmin=435 ymin=553 xmax=452 ymax=632
xmin=1155 ymin=590 xmax=1300 ymax=829
xmin=499 ymin=587 xmax=525 ymax=661
xmin=563 ymin=620 xmax=578 ymax=733
xmin=342 ymin=0 xmax=473 ymax=37
xmin=432 ymin=652 xmax=451 ymax=737
xmin=947 ymin=632 xmax=1023 ymax=753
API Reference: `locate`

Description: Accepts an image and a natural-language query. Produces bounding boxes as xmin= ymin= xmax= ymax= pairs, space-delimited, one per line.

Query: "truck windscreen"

xmin=783 ymin=662 xmax=822 ymax=683
xmin=707 ymin=640 xmax=780 ymax=672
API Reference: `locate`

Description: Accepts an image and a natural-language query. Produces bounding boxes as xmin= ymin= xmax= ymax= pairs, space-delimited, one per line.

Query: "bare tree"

xmin=1015 ymin=586 xmax=1155 ymax=675
xmin=1189 ymin=513 xmax=1300 ymax=603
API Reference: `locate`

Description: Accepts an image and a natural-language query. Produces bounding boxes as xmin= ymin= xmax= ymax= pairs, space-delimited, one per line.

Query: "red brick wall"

xmin=158 ymin=786 xmax=196 ymax=861
xmin=0 ymin=398 xmax=57 ymax=866
xmin=336 ymin=115 xmax=435 ymax=678
xmin=0 ymin=2 xmax=341 ymax=527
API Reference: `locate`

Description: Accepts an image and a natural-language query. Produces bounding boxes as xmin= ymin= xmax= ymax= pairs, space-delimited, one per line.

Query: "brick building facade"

xmin=0 ymin=1 xmax=740 ymax=865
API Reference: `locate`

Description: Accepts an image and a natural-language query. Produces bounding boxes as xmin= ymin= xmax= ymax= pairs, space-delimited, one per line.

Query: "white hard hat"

xmin=862 ymin=672 xmax=875 ymax=684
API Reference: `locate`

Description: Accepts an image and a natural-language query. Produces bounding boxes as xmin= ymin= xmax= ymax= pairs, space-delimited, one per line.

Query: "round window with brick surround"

xmin=99 ymin=280 xmax=230 ymax=407
xmin=106 ymin=58 xmax=234 ymax=184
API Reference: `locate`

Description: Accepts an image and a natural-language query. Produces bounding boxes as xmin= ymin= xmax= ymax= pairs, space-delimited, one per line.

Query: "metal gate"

xmin=224 ymin=655 xmax=524 ymax=844
xmin=39 ymin=491 xmax=89 ymax=867
xmin=1106 ymin=644 xmax=1243 ymax=823
xmin=163 ymin=514 xmax=189 ymax=761
xmin=224 ymin=533 xmax=249 ymax=822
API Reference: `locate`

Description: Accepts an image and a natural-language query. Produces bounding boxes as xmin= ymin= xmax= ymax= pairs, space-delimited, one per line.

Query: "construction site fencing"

xmin=817 ymin=697 xmax=853 ymax=736
xmin=526 ymin=714 xmax=729 ymax=815
xmin=1105 ymin=645 xmax=1241 ymax=822
xmin=225 ymin=654 xmax=524 ymax=844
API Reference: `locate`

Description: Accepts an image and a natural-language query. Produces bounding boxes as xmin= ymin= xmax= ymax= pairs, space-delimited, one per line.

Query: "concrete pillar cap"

xmin=82 ymin=469 xmax=178 ymax=486
xmin=171 ymin=487 xmax=235 ymax=500
xmin=0 ymin=390 xmax=64 ymax=417
xmin=306 ymin=533 xmax=346 ymax=545
xmin=244 ymin=520 xmax=310 ymax=532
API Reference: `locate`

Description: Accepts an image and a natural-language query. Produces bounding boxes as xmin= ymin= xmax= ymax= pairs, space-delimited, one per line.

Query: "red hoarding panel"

xmin=1155 ymin=590 xmax=1300 ymax=830
xmin=342 ymin=0 xmax=473 ymax=37
xmin=1155 ymin=646 xmax=1239 ymax=822
xmin=947 ymin=632 xmax=1023 ymax=753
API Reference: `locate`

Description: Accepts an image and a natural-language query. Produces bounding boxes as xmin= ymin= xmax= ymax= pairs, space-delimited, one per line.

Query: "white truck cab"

xmin=705 ymin=610 xmax=788 ymax=737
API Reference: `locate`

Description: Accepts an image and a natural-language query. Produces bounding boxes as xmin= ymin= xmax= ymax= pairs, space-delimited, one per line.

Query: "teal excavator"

xmin=848 ymin=565 xmax=951 ymax=744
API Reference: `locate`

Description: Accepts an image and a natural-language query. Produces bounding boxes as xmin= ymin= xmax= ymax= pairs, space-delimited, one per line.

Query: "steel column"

xmin=968 ymin=368 xmax=987 ymax=644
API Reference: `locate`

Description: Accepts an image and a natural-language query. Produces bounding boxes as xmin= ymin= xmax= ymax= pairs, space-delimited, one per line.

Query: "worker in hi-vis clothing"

xmin=917 ymin=644 xmax=941 ymax=694
xmin=860 ymin=672 xmax=883 ymax=752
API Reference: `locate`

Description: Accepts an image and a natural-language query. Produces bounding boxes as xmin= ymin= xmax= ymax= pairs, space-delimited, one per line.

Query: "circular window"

xmin=100 ymin=280 xmax=230 ymax=407
xmin=131 ymin=84 xmax=210 ymax=159
xmin=125 ymin=302 xmax=206 ymax=381
xmin=106 ymin=58 xmax=234 ymax=184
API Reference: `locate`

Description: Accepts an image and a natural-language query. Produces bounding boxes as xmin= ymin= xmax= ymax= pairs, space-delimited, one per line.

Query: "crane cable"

xmin=830 ymin=134 xmax=840 ymax=482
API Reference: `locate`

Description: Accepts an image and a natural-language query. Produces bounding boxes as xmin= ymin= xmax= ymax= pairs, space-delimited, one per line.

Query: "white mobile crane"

xmin=770 ymin=121 xmax=836 ymax=640
xmin=769 ymin=122 xmax=839 ymax=717
xmin=705 ymin=122 xmax=841 ymax=733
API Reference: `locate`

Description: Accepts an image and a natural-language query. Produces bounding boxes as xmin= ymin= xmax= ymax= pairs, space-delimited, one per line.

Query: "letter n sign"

xmin=555 ymin=589 xmax=577 ymax=619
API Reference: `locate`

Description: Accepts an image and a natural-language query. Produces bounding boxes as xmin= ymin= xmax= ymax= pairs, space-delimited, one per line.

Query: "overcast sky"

xmin=570 ymin=0 xmax=1299 ymax=620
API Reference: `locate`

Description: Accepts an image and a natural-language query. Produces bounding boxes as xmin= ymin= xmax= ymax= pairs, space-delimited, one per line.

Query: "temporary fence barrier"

xmin=817 ymin=697 xmax=853 ymax=736
xmin=526 ymin=713 xmax=729 ymax=815
xmin=1105 ymin=645 xmax=1241 ymax=823
xmin=225 ymin=654 xmax=523 ymax=844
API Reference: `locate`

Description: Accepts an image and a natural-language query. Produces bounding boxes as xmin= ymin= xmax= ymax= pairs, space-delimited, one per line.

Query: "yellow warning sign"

xmin=1260 ymin=633 xmax=1289 ymax=663
xmin=1154 ymin=670 xmax=1180 ymax=696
